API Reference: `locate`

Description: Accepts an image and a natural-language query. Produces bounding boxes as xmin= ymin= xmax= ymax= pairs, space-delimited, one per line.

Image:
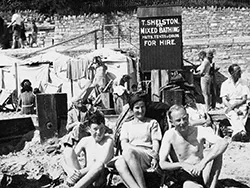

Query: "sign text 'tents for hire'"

xmin=139 ymin=16 xmax=183 ymax=70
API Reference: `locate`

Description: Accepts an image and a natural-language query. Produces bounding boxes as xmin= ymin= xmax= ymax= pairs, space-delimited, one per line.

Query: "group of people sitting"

xmin=58 ymin=62 xmax=250 ymax=188
xmin=60 ymin=90 xmax=230 ymax=188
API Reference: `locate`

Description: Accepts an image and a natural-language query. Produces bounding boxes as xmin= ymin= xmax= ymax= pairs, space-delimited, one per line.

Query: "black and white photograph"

xmin=1 ymin=0 xmax=250 ymax=188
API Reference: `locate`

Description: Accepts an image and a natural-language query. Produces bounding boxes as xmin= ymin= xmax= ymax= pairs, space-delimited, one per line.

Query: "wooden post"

xmin=67 ymin=61 xmax=74 ymax=97
xmin=160 ymin=70 xmax=169 ymax=87
xmin=160 ymin=69 xmax=169 ymax=102
xmin=136 ymin=58 xmax=142 ymax=91
xmin=15 ymin=62 xmax=18 ymax=97
xmin=117 ymin=23 xmax=120 ymax=49
xmin=70 ymin=79 xmax=74 ymax=97
xmin=102 ymin=25 xmax=105 ymax=47
xmin=94 ymin=31 xmax=98 ymax=49
xmin=129 ymin=23 xmax=132 ymax=43
xmin=151 ymin=69 xmax=160 ymax=102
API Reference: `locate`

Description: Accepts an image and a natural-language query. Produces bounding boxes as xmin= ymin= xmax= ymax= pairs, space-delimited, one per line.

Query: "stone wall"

xmin=53 ymin=7 xmax=250 ymax=83
xmin=181 ymin=7 xmax=250 ymax=84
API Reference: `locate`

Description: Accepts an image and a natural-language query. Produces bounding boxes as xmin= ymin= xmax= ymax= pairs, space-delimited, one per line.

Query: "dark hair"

xmin=119 ymin=74 xmax=131 ymax=86
xmin=198 ymin=51 xmax=206 ymax=58
xmin=207 ymin=50 xmax=214 ymax=58
xmin=33 ymin=88 xmax=41 ymax=95
xmin=228 ymin=64 xmax=241 ymax=75
xmin=20 ymin=79 xmax=32 ymax=93
xmin=21 ymin=79 xmax=31 ymax=87
xmin=88 ymin=110 xmax=105 ymax=126
xmin=131 ymin=84 xmax=137 ymax=89
xmin=128 ymin=94 xmax=145 ymax=110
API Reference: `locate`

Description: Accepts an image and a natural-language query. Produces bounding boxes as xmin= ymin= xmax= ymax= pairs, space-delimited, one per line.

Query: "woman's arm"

xmin=189 ymin=113 xmax=211 ymax=127
xmin=121 ymin=139 xmax=132 ymax=151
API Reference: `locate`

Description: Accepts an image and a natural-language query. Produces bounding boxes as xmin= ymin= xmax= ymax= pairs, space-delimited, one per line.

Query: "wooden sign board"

xmin=138 ymin=6 xmax=183 ymax=71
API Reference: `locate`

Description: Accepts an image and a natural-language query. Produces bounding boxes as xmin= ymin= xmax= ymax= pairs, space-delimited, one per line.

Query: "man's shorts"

xmin=174 ymin=169 xmax=207 ymax=187
xmin=12 ymin=24 xmax=21 ymax=38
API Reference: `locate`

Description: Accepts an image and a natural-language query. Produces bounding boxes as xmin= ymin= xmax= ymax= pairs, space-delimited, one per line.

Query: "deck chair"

xmin=106 ymin=100 xmax=170 ymax=188
xmin=0 ymin=89 xmax=16 ymax=111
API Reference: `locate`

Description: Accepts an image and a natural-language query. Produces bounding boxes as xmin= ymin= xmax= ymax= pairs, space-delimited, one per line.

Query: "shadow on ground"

xmin=218 ymin=178 xmax=250 ymax=188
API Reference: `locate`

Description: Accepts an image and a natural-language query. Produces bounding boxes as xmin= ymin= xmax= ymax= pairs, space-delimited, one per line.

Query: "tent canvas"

xmin=25 ymin=51 xmax=72 ymax=73
xmin=77 ymin=48 xmax=136 ymax=84
xmin=0 ymin=54 xmax=26 ymax=67
xmin=0 ymin=64 xmax=50 ymax=92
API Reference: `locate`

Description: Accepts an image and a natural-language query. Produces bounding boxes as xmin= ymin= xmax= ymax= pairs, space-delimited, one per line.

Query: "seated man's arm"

xmin=66 ymin=112 xmax=80 ymax=132
xmin=231 ymin=94 xmax=247 ymax=109
xmin=74 ymin=138 xmax=87 ymax=156
xmin=159 ymin=131 xmax=182 ymax=171
xmin=197 ymin=127 xmax=228 ymax=170
xmin=222 ymin=95 xmax=247 ymax=113
xmin=74 ymin=138 xmax=91 ymax=175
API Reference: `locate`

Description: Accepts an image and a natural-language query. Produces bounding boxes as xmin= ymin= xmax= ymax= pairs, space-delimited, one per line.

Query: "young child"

xmin=61 ymin=110 xmax=114 ymax=188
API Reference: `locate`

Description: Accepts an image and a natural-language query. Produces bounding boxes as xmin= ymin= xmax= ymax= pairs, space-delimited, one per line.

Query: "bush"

xmin=0 ymin=0 xmax=250 ymax=15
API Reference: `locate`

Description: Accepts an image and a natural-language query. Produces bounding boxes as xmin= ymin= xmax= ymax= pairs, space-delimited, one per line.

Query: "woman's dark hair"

xmin=128 ymin=94 xmax=145 ymax=110
xmin=20 ymin=79 xmax=32 ymax=93
xmin=21 ymin=79 xmax=31 ymax=87
xmin=88 ymin=110 xmax=105 ymax=126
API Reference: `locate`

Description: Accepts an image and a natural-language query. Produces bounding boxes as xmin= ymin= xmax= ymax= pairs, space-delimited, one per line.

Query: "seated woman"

xmin=113 ymin=94 xmax=162 ymax=188
xmin=185 ymin=93 xmax=212 ymax=127
xmin=61 ymin=110 xmax=114 ymax=187
xmin=185 ymin=93 xmax=218 ymax=135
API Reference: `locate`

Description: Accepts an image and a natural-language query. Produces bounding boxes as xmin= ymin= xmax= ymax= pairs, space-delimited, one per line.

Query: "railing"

xmin=101 ymin=23 xmax=139 ymax=49
xmin=21 ymin=22 xmax=140 ymax=59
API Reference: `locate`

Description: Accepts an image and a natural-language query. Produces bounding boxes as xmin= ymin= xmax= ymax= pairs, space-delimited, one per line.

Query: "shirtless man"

xmin=159 ymin=105 xmax=228 ymax=188
xmin=62 ymin=111 xmax=114 ymax=188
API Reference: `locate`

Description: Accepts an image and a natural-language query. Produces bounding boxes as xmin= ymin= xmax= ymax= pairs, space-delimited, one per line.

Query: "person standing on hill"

xmin=29 ymin=20 xmax=38 ymax=47
xmin=20 ymin=20 xmax=27 ymax=47
xmin=9 ymin=10 xmax=23 ymax=49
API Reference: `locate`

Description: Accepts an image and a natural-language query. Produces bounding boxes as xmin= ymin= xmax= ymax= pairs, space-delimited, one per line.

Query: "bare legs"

xmin=226 ymin=111 xmax=248 ymax=137
xmin=183 ymin=181 xmax=203 ymax=188
xmin=62 ymin=146 xmax=107 ymax=188
xmin=203 ymin=154 xmax=223 ymax=188
xmin=115 ymin=148 xmax=147 ymax=188
xmin=62 ymin=146 xmax=81 ymax=176
xmin=74 ymin=162 xmax=106 ymax=188
xmin=200 ymin=76 xmax=211 ymax=112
